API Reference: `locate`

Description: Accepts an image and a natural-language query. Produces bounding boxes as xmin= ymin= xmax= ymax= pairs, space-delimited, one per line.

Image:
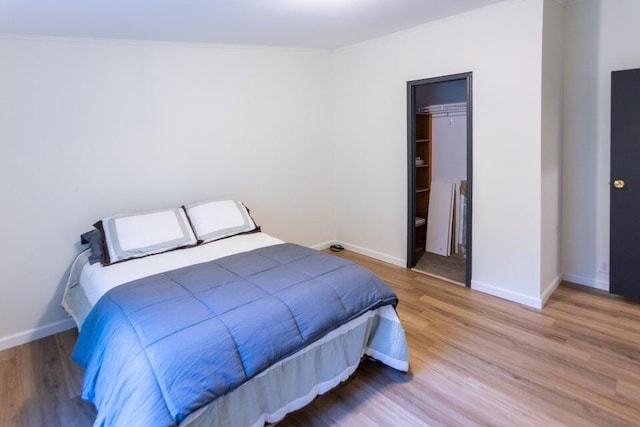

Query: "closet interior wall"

xmin=429 ymin=107 xmax=467 ymax=256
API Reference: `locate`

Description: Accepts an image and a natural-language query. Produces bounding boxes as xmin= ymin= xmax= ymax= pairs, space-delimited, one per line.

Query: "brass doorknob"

xmin=613 ymin=179 xmax=625 ymax=189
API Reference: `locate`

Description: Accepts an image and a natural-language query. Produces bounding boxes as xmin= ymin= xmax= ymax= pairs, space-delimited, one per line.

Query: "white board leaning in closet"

xmin=426 ymin=181 xmax=455 ymax=256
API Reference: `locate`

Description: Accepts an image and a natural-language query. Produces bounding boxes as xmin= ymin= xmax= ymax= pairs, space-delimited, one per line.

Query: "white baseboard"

xmin=562 ymin=273 xmax=609 ymax=291
xmin=310 ymin=241 xmax=334 ymax=251
xmin=335 ymin=242 xmax=406 ymax=268
xmin=541 ymin=274 xmax=562 ymax=306
xmin=0 ymin=318 xmax=76 ymax=352
xmin=470 ymin=275 xmax=562 ymax=310
xmin=471 ymin=279 xmax=544 ymax=309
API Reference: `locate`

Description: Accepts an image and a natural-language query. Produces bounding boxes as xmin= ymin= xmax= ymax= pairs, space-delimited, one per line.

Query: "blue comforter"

xmin=72 ymin=243 xmax=398 ymax=426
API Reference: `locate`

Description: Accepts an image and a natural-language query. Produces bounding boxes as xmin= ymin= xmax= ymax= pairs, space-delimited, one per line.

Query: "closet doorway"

xmin=407 ymin=73 xmax=472 ymax=287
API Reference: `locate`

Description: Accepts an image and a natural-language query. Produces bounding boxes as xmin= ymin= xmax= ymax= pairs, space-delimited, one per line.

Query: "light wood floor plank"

xmin=0 ymin=348 xmax=23 ymax=426
xmin=2 ymin=249 xmax=640 ymax=426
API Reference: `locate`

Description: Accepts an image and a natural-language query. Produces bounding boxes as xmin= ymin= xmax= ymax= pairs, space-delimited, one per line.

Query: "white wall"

xmin=333 ymin=0 xmax=547 ymax=306
xmin=540 ymin=0 xmax=564 ymax=301
xmin=562 ymin=0 xmax=640 ymax=290
xmin=9 ymin=0 xmax=634 ymax=349
xmin=0 ymin=36 xmax=335 ymax=348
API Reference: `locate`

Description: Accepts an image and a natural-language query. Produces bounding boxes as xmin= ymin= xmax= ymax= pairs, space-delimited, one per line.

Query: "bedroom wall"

xmin=333 ymin=0 xmax=547 ymax=306
xmin=540 ymin=0 xmax=564 ymax=302
xmin=0 ymin=36 xmax=334 ymax=349
xmin=562 ymin=0 xmax=640 ymax=290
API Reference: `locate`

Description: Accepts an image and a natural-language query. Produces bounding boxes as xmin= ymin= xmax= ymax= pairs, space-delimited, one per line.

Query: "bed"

xmin=62 ymin=202 xmax=409 ymax=427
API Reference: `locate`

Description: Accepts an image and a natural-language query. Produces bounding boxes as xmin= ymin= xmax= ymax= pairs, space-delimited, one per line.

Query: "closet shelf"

xmin=414 ymin=112 xmax=431 ymax=259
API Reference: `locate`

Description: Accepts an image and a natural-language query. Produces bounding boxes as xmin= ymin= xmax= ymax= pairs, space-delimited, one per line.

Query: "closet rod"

xmin=429 ymin=111 xmax=467 ymax=118
xmin=417 ymin=102 xmax=467 ymax=115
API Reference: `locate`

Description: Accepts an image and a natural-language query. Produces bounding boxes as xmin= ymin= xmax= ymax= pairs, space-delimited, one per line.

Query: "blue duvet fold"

xmin=72 ymin=243 xmax=398 ymax=426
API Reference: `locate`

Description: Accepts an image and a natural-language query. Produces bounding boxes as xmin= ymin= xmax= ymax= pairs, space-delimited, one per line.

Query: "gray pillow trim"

xmin=185 ymin=200 xmax=256 ymax=243
xmin=103 ymin=208 xmax=197 ymax=263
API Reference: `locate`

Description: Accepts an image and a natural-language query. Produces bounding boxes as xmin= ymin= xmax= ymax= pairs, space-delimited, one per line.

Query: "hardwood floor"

xmin=2 ymin=250 xmax=640 ymax=426
xmin=0 ymin=324 xmax=95 ymax=426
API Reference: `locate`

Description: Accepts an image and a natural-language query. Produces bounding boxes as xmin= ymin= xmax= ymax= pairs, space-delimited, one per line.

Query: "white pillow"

xmin=96 ymin=207 xmax=197 ymax=265
xmin=184 ymin=200 xmax=257 ymax=244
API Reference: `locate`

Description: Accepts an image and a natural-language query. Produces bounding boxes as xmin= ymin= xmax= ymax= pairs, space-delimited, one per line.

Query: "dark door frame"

xmin=406 ymin=72 xmax=473 ymax=287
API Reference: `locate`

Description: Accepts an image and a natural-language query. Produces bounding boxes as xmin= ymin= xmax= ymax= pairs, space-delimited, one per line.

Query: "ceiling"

xmin=0 ymin=0 xmax=508 ymax=49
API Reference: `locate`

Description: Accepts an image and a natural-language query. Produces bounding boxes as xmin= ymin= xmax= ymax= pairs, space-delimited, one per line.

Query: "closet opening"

xmin=407 ymin=73 xmax=472 ymax=287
